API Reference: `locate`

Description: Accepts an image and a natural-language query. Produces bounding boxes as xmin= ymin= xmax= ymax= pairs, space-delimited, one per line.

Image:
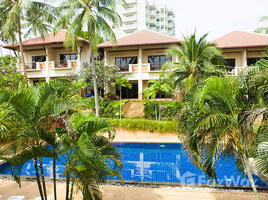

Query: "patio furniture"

xmin=7 ymin=196 xmax=25 ymax=200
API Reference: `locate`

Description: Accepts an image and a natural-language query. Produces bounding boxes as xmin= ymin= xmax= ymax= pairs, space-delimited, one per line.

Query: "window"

xmin=126 ymin=31 xmax=134 ymax=34
xmin=224 ymin=58 xmax=236 ymax=72
xmin=60 ymin=54 xmax=77 ymax=65
xmin=148 ymin=55 xmax=172 ymax=71
xmin=247 ymin=57 xmax=262 ymax=66
xmin=32 ymin=55 xmax=46 ymax=69
xmin=115 ymin=57 xmax=137 ymax=71
xmin=126 ymin=14 xmax=133 ymax=18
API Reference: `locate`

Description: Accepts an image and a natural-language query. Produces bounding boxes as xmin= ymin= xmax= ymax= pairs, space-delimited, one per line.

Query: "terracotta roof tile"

xmin=212 ymin=30 xmax=268 ymax=49
xmin=4 ymin=30 xmax=88 ymax=49
xmin=98 ymin=29 xmax=181 ymax=48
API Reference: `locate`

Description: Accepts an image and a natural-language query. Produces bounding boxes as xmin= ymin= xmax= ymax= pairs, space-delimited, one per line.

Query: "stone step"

xmin=123 ymin=102 xmax=144 ymax=118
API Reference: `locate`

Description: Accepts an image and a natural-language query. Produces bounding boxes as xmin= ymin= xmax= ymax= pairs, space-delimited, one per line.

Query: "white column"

xmin=104 ymin=49 xmax=108 ymax=65
xmin=45 ymin=48 xmax=50 ymax=82
xmin=242 ymin=49 xmax=247 ymax=68
xmin=77 ymin=45 xmax=82 ymax=72
xmin=138 ymin=47 xmax=143 ymax=100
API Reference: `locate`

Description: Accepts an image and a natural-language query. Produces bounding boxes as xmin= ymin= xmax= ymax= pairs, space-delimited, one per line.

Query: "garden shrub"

xmin=143 ymin=101 xmax=159 ymax=119
xmin=161 ymin=101 xmax=184 ymax=119
xmin=143 ymin=101 xmax=184 ymax=120
xmin=86 ymin=97 xmax=129 ymax=118
xmin=108 ymin=118 xmax=177 ymax=133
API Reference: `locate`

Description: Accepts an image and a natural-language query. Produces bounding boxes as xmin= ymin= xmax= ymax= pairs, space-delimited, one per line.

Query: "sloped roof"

xmin=98 ymin=29 xmax=181 ymax=48
xmin=212 ymin=30 xmax=268 ymax=49
xmin=4 ymin=30 xmax=88 ymax=49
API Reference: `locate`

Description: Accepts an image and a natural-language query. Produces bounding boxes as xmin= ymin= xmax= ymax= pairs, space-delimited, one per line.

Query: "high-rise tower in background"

xmin=110 ymin=0 xmax=176 ymax=38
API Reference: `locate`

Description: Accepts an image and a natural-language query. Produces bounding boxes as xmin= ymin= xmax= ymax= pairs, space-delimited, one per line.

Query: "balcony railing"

xmin=17 ymin=60 xmax=78 ymax=71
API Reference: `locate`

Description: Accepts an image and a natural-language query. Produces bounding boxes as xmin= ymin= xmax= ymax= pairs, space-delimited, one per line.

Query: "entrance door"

xmin=116 ymin=83 xmax=138 ymax=99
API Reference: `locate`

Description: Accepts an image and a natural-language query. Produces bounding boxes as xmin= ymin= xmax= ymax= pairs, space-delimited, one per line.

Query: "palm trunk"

xmin=244 ymin=158 xmax=260 ymax=200
xmin=120 ymin=88 xmax=122 ymax=120
xmin=66 ymin=168 xmax=70 ymax=200
xmin=88 ymin=29 xmax=99 ymax=117
xmin=159 ymin=93 xmax=161 ymax=121
xmin=33 ymin=158 xmax=44 ymax=200
xmin=39 ymin=158 xmax=47 ymax=200
xmin=53 ymin=156 xmax=57 ymax=200
xmin=69 ymin=176 xmax=74 ymax=200
xmin=155 ymin=99 xmax=157 ymax=121
xmin=17 ymin=17 xmax=27 ymax=78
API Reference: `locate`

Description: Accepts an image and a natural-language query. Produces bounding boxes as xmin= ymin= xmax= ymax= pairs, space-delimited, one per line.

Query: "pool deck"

xmin=0 ymin=180 xmax=267 ymax=200
xmin=111 ymin=127 xmax=181 ymax=143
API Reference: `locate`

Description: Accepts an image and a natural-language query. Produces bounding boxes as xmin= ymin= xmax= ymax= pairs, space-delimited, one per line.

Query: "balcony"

xmin=149 ymin=11 xmax=156 ymax=16
xmin=122 ymin=24 xmax=137 ymax=31
xmin=123 ymin=16 xmax=137 ymax=22
xmin=167 ymin=8 xmax=175 ymax=16
xmin=17 ymin=60 xmax=79 ymax=80
xmin=148 ymin=19 xmax=156 ymax=25
xmin=122 ymin=7 xmax=137 ymax=14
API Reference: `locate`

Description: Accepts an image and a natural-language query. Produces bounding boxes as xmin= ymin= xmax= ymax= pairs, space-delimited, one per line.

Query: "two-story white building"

xmin=98 ymin=29 xmax=181 ymax=100
xmin=4 ymin=30 xmax=90 ymax=84
xmin=4 ymin=29 xmax=268 ymax=100
xmin=212 ymin=30 xmax=268 ymax=75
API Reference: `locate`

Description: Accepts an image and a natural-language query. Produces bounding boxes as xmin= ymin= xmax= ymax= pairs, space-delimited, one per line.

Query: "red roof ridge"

xmin=98 ymin=29 xmax=181 ymax=48
xmin=212 ymin=30 xmax=268 ymax=49
xmin=3 ymin=30 xmax=88 ymax=49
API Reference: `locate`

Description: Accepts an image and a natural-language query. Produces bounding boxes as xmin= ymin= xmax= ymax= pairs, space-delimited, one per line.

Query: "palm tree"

xmin=59 ymin=112 xmax=123 ymax=200
xmin=0 ymin=79 xmax=79 ymax=200
xmin=179 ymin=76 xmax=260 ymax=199
xmin=162 ymin=31 xmax=225 ymax=97
xmin=143 ymin=78 xmax=172 ymax=121
xmin=111 ymin=77 xmax=132 ymax=120
xmin=0 ymin=0 xmax=56 ymax=77
xmin=55 ymin=0 xmax=125 ymax=117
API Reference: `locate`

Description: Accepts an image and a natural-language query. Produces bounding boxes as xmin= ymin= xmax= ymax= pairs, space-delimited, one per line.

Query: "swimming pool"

xmin=0 ymin=142 xmax=266 ymax=187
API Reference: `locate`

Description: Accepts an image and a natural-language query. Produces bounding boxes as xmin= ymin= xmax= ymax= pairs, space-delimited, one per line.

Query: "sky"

xmin=1 ymin=0 xmax=268 ymax=56
xmin=152 ymin=0 xmax=268 ymax=41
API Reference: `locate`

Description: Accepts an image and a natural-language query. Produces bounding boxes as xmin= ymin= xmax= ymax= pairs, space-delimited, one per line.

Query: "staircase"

xmin=123 ymin=101 xmax=144 ymax=118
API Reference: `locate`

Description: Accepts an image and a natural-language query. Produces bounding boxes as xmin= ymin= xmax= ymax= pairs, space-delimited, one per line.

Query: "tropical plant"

xmin=179 ymin=76 xmax=261 ymax=199
xmin=0 ymin=0 xmax=56 ymax=77
xmin=162 ymin=31 xmax=225 ymax=97
xmin=111 ymin=77 xmax=132 ymax=120
xmin=55 ymin=0 xmax=125 ymax=117
xmin=0 ymin=79 xmax=79 ymax=200
xmin=59 ymin=112 xmax=123 ymax=200
xmin=79 ymin=60 xmax=123 ymax=97
xmin=143 ymin=78 xmax=172 ymax=121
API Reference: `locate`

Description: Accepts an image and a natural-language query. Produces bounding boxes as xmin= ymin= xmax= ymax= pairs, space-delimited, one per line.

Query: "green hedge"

xmin=107 ymin=118 xmax=177 ymax=133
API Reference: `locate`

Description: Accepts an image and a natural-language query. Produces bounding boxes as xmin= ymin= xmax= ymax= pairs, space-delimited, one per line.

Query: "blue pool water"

xmin=0 ymin=143 xmax=266 ymax=187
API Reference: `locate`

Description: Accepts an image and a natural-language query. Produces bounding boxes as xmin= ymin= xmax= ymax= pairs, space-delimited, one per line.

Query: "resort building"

xmin=98 ymin=29 xmax=181 ymax=100
xmin=3 ymin=29 xmax=268 ymax=100
xmin=3 ymin=30 xmax=90 ymax=84
xmin=109 ymin=0 xmax=176 ymax=38
xmin=212 ymin=30 xmax=268 ymax=75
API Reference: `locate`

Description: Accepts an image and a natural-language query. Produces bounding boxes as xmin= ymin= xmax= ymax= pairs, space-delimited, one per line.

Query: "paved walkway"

xmin=0 ymin=180 xmax=267 ymax=200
